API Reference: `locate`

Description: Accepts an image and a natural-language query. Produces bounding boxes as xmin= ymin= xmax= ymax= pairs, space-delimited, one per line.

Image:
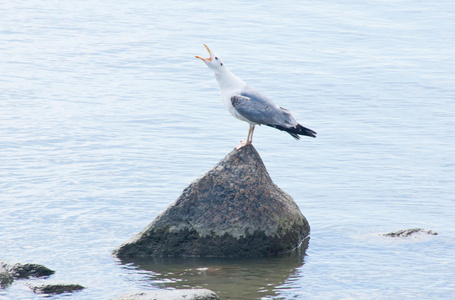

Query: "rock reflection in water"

xmin=119 ymin=239 xmax=308 ymax=300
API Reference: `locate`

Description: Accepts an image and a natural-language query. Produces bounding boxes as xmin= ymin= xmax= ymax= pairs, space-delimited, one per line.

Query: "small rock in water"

xmin=111 ymin=289 xmax=220 ymax=300
xmin=1 ymin=260 xmax=83 ymax=295
xmin=8 ymin=263 xmax=55 ymax=279
xmin=31 ymin=283 xmax=85 ymax=295
xmin=384 ymin=228 xmax=438 ymax=238
xmin=1 ymin=261 xmax=55 ymax=289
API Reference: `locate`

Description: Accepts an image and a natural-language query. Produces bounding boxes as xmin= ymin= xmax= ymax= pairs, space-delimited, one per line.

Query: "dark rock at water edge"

xmin=1 ymin=261 xmax=55 ymax=289
xmin=114 ymin=144 xmax=310 ymax=258
xmin=0 ymin=261 xmax=54 ymax=280
xmin=7 ymin=263 xmax=55 ymax=279
xmin=32 ymin=283 xmax=85 ymax=295
xmin=384 ymin=228 xmax=438 ymax=238
xmin=1 ymin=260 xmax=84 ymax=295
xmin=112 ymin=289 xmax=220 ymax=300
xmin=0 ymin=263 xmax=13 ymax=288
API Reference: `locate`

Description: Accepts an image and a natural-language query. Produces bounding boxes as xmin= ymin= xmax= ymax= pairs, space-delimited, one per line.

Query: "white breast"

xmin=214 ymin=67 xmax=256 ymax=124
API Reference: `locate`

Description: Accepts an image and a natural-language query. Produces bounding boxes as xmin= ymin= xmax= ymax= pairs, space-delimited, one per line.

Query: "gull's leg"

xmin=246 ymin=126 xmax=252 ymax=143
xmin=247 ymin=125 xmax=255 ymax=144
xmin=236 ymin=125 xmax=254 ymax=149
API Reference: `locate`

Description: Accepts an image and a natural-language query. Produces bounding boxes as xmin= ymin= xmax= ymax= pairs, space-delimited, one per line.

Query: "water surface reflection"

xmin=120 ymin=240 xmax=309 ymax=299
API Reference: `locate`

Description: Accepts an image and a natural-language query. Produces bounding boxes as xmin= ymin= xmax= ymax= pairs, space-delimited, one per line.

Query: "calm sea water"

xmin=1 ymin=1 xmax=454 ymax=299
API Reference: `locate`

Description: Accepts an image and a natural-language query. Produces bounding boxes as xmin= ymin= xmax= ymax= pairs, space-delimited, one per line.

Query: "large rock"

xmin=114 ymin=144 xmax=310 ymax=258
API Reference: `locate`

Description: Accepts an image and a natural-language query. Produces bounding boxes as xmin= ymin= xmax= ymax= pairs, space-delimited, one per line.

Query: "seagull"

xmin=196 ymin=44 xmax=316 ymax=148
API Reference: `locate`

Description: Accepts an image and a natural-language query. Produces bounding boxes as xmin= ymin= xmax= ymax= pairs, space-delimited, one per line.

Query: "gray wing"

xmin=230 ymin=88 xmax=297 ymax=126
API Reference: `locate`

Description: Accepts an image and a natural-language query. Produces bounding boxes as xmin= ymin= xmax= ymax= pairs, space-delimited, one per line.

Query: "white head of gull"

xmin=196 ymin=44 xmax=316 ymax=149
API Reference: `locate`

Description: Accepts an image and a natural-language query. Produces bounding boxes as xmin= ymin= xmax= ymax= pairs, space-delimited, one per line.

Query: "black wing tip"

xmin=266 ymin=124 xmax=317 ymax=139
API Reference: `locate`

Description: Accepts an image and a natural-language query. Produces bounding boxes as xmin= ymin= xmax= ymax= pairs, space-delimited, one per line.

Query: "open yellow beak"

xmin=195 ymin=44 xmax=212 ymax=61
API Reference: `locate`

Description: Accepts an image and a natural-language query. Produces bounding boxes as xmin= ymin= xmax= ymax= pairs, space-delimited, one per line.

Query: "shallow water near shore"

xmin=1 ymin=0 xmax=455 ymax=299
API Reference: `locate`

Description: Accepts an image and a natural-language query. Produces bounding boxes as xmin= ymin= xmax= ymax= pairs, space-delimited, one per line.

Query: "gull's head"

xmin=195 ymin=44 xmax=225 ymax=73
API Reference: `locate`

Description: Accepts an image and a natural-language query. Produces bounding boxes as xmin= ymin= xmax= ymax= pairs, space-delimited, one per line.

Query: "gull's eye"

xmin=215 ymin=57 xmax=218 ymax=60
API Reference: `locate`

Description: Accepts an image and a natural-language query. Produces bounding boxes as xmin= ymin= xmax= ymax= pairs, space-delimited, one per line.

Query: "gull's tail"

xmin=266 ymin=124 xmax=317 ymax=140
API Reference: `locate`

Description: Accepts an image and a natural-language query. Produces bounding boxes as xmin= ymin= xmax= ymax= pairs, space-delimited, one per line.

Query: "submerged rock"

xmin=31 ymin=283 xmax=85 ymax=295
xmin=384 ymin=228 xmax=438 ymax=238
xmin=114 ymin=144 xmax=310 ymax=258
xmin=112 ymin=289 xmax=220 ymax=300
